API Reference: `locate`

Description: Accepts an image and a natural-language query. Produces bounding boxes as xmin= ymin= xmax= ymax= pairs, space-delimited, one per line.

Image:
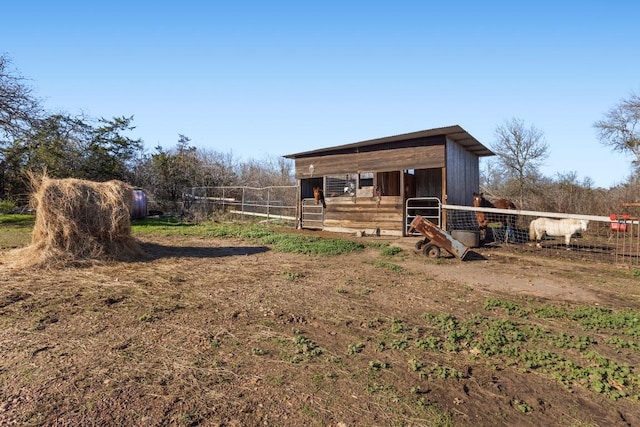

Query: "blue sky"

xmin=2 ymin=1 xmax=639 ymax=188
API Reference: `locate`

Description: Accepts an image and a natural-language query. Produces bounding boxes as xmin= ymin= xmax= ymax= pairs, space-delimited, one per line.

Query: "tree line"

xmin=0 ymin=55 xmax=294 ymax=213
xmin=1 ymin=53 xmax=639 ymax=216
xmin=484 ymin=107 xmax=640 ymax=216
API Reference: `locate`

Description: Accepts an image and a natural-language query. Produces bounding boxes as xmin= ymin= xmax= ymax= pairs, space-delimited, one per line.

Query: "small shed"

xmin=283 ymin=125 xmax=494 ymax=236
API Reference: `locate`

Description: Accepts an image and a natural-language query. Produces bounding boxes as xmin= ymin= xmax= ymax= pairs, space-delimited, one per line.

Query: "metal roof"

xmin=283 ymin=125 xmax=494 ymax=158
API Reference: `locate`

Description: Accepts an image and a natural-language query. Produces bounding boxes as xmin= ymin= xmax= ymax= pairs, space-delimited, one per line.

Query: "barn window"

xmin=326 ymin=174 xmax=357 ymax=197
xmin=358 ymin=172 xmax=374 ymax=188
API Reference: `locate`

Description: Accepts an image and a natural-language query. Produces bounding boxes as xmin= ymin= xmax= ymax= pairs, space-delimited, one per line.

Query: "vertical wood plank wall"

xmin=445 ymin=138 xmax=479 ymax=206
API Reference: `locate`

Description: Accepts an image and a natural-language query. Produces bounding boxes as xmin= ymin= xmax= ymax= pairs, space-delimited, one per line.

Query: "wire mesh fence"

xmin=182 ymin=186 xmax=298 ymax=222
xmin=444 ymin=204 xmax=639 ymax=267
xmin=178 ymin=188 xmax=640 ymax=267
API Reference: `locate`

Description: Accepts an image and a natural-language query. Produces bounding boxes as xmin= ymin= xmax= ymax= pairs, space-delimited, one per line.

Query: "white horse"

xmin=529 ymin=218 xmax=589 ymax=249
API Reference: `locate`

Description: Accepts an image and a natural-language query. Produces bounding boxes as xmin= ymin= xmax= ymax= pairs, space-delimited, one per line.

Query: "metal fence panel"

xmin=182 ymin=186 xmax=298 ymax=221
xmin=443 ymin=204 xmax=636 ymax=266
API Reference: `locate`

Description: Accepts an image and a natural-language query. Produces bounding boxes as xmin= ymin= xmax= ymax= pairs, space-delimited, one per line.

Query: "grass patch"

xmin=0 ymin=213 xmax=35 ymax=226
xmin=132 ymin=218 xmax=365 ymax=256
xmin=380 ymin=245 xmax=403 ymax=257
xmin=10 ymin=216 xmax=365 ymax=257
xmin=131 ymin=217 xmax=208 ymax=237
xmin=0 ymin=213 xmax=35 ymax=248
xmin=365 ymin=260 xmax=406 ymax=273
xmin=261 ymin=234 xmax=364 ymax=255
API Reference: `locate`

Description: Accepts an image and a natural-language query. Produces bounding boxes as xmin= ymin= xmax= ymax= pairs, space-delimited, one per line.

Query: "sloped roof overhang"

xmin=283 ymin=125 xmax=494 ymax=159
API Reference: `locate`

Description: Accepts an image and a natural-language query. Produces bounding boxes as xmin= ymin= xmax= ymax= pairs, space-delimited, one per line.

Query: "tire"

xmin=415 ymin=238 xmax=430 ymax=251
xmin=422 ymin=243 xmax=441 ymax=258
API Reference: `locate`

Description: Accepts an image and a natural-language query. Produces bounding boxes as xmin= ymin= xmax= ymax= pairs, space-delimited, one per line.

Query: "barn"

xmin=283 ymin=125 xmax=494 ymax=236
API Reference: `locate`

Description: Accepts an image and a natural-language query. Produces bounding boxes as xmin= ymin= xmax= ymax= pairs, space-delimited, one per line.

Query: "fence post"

xmin=240 ymin=187 xmax=244 ymax=219
xmin=222 ymin=187 xmax=226 ymax=211
xmin=267 ymin=187 xmax=271 ymax=220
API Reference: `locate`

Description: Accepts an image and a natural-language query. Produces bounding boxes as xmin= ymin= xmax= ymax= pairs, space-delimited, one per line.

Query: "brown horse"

xmin=313 ymin=187 xmax=326 ymax=208
xmin=472 ymin=192 xmax=517 ymax=242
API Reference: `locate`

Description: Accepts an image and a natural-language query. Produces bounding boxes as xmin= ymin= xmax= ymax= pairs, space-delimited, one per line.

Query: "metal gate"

xmin=301 ymin=198 xmax=324 ymax=229
xmin=405 ymin=197 xmax=441 ymax=235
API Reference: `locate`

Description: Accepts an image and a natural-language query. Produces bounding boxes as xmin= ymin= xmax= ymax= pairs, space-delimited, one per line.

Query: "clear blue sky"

xmin=2 ymin=1 xmax=639 ymax=188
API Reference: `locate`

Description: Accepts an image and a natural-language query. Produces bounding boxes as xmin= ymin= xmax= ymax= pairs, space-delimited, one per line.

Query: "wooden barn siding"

xmin=294 ymin=146 xmax=445 ymax=179
xmin=415 ymin=169 xmax=442 ymax=198
xmin=322 ymin=196 xmax=404 ymax=232
xmin=445 ymin=139 xmax=479 ymax=206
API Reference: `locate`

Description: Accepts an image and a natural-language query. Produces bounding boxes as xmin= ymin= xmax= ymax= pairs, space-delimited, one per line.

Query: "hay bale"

xmin=15 ymin=176 xmax=143 ymax=268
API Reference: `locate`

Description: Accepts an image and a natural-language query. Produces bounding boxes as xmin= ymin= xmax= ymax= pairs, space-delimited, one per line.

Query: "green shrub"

xmin=0 ymin=200 xmax=16 ymax=214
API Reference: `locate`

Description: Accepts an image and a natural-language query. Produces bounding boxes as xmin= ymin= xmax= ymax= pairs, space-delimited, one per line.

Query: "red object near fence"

xmin=610 ymin=214 xmax=630 ymax=232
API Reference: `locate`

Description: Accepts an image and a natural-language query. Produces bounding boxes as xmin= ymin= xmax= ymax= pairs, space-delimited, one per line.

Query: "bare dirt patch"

xmin=1 ymin=230 xmax=639 ymax=426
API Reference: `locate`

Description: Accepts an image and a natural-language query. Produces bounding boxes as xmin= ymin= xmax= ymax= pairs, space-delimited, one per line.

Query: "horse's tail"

xmin=321 ymin=198 xmax=326 ymax=209
xmin=529 ymin=219 xmax=537 ymax=241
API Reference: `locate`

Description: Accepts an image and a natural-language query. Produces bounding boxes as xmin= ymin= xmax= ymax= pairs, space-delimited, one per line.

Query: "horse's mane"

xmin=473 ymin=192 xmax=494 ymax=208
xmin=474 ymin=193 xmax=516 ymax=210
xmin=494 ymin=199 xmax=517 ymax=210
xmin=480 ymin=197 xmax=494 ymax=208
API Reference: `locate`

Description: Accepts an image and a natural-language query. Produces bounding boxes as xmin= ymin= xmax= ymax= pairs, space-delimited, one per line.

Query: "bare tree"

xmin=0 ymin=55 xmax=41 ymax=141
xmin=479 ymin=158 xmax=507 ymax=195
xmin=237 ymin=156 xmax=295 ymax=187
xmin=0 ymin=54 xmax=42 ymax=198
xmin=594 ymin=92 xmax=640 ymax=174
xmin=196 ymin=148 xmax=239 ymax=187
xmin=491 ymin=118 xmax=549 ymax=207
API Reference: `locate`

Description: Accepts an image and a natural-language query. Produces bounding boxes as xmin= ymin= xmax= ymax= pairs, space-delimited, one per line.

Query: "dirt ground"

xmin=1 ymin=229 xmax=639 ymax=426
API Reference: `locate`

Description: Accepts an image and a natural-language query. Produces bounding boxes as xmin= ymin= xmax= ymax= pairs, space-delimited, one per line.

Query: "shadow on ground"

xmin=137 ymin=242 xmax=270 ymax=261
xmin=463 ymin=250 xmax=488 ymax=261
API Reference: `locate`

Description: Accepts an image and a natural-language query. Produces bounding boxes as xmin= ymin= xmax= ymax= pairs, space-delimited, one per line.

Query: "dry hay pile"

xmin=14 ymin=176 xmax=143 ymax=268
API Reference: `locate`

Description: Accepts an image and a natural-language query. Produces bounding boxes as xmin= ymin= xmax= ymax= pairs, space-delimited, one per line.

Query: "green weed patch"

xmin=0 ymin=213 xmax=34 ymax=248
xmin=132 ymin=218 xmax=365 ymax=256
xmin=411 ymin=299 xmax=640 ymax=400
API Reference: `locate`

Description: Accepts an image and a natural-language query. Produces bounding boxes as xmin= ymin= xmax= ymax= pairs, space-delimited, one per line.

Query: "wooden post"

xmin=400 ymin=170 xmax=406 ymax=236
xmin=441 ymin=166 xmax=447 ymax=230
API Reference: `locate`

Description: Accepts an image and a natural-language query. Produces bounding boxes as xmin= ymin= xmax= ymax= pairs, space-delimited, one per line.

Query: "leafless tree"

xmin=491 ymin=118 xmax=549 ymax=207
xmin=0 ymin=55 xmax=41 ymax=141
xmin=237 ymin=155 xmax=294 ymax=187
xmin=196 ymin=148 xmax=239 ymax=187
xmin=594 ymin=92 xmax=640 ymax=174
xmin=0 ymin=54 xmax=42 ymax=198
